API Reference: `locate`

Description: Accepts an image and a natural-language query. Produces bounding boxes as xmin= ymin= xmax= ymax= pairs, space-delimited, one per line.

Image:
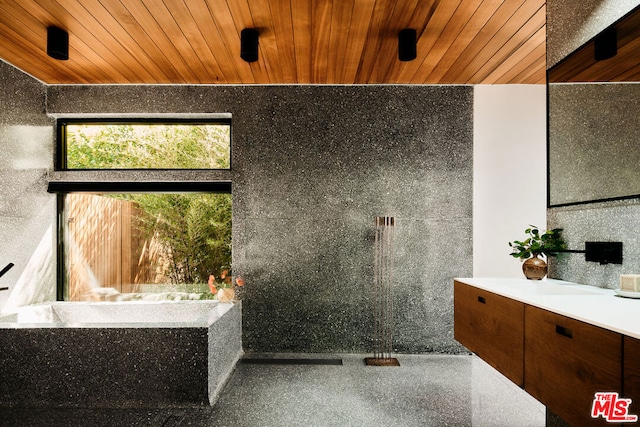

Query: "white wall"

xmin=473 ymin=85 xmax=547 ymax=277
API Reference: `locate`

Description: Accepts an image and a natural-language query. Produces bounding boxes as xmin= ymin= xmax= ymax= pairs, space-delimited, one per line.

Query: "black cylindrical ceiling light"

xmin=398 ymin=28 xmax=417 ymax=62
xmin=594 ymin=27 xmax=617 ymax=61
xmin=47 ymin=26 xmax=69 ymax=60
xmin=240 ymin=28 xmax=259 ymax=62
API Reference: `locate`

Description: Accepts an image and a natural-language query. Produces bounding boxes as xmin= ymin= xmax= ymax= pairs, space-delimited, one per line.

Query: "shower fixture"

xmin=366 ymin=216 xmax=399 ymax=366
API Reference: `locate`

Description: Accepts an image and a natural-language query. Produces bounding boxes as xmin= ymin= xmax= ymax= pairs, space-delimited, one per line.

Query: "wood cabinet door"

xmin=454 ymin=280 xmax=524 ymax=386
xmin=525 ymin=305 xmax=622 ymax=426
xmin=624 ymin=336 xmax=640 ymax=417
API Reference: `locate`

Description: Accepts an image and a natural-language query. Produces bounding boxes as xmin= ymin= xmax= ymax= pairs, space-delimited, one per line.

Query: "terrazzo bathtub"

xmin=0 ymin=300 xmax=242 ymax=407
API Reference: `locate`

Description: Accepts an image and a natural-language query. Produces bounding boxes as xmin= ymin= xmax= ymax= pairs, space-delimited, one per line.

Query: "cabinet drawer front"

xmin=454 ymin=281 xmax=524 ymax=386
xmin=525 ymin=305 xmax=622 ymax=427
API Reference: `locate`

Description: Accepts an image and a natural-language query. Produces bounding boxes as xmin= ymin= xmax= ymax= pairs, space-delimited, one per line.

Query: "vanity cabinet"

xmin=453 ymin=278 xmax=639 ymax=426
xmin=524 ymin=305 xmax=622 ymax=427
xmin=453 ymin=280 xmax=524 ymax=386
xmin=624 ymin=336 xmax=640 ymax=409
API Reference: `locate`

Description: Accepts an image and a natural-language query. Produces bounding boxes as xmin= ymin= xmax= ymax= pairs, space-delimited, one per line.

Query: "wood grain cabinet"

xmin=624 ymin=336 xmax=640 ymax=415
xmin=524 ymin=305 xmax=622 ymax=427
xmin=453 ymin=280 xmax=524 ymax=386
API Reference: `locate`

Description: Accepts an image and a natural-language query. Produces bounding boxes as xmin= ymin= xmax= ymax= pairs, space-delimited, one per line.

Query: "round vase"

xmin=522 ymin=256 xmax=547 ymax=280
xmin=217 ymin=288 xmax=235 ymax=302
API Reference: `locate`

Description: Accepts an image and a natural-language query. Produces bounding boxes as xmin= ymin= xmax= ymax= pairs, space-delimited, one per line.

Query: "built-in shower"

xmin=366 ymin=216 xmax=399 ymax=366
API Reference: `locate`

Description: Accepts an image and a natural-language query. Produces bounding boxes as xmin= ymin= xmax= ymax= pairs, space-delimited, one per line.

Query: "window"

xmin=63 ymin=192 xmax=231 ymax=301
xmin=54 ymin=119 xmax=232 ymax=302
xmin=58 ymin=119 xmax=230 ymax=170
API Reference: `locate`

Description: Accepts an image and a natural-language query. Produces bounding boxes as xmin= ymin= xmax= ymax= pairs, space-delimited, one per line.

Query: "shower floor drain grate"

xmin=240 ymin=358 xmax=343 ymax=366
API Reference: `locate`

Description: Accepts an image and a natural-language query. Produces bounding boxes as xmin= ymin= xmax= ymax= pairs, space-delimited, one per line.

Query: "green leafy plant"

xmin=66 ymin=123 xmax=230 ymax=169
xmin=125 ymin=193 xmax=232 ymax=285
xmin=508 ymin=226 xmax=567 ymax=259
xmin=67 ymin=124 xmax=232 ymax=286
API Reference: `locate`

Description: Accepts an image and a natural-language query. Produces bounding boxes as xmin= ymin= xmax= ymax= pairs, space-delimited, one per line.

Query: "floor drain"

xmin=240 ymin=358 xmax=343 ymax=366
xmin=159 ymin=414 xmax=185 ymax=427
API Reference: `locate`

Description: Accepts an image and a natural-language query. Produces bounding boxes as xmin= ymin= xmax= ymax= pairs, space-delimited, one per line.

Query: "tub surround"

xmin=0 ymin=301 xmax=242 ymax=407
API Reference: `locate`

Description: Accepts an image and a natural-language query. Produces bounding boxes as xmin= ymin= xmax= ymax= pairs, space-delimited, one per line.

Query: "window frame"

xmin=55 ymin=188 xmax=232 ymax=301
xmin=56 ymin=117 xmax=232 ymax=171
xmin=51 ymin=117 xmax=233 ymax=301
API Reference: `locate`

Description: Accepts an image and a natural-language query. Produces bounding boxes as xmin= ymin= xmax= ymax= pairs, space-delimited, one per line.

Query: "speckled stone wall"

xmin=47 ymin=84 xmax=473 ymax=354
xmin=547 ymin=0 xmax=640 ymax=68
xmin=232 ymin=86 xmax=473 ymax=354
xmin=0 ymin=60 xmax=56 ymax=312
xmin=547 ymin=2 xmax=640 ymax=290
xmin=548 ymin=199 xmax=640 ymax=288
xmin=549 ymin=83 xmax=640 ymax=206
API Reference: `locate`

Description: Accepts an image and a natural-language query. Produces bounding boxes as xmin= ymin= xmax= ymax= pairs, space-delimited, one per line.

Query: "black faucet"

xmin=0 ymin=263 xmax=14 ymax=291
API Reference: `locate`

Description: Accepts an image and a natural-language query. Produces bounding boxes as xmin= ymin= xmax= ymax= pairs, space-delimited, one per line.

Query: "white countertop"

xmin=455 ymin=277 xmax=640 ymax=340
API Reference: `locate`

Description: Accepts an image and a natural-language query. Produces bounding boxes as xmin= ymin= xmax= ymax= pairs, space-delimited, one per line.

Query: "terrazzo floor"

xmin=0 ymin=354 xmax=545 ymax=427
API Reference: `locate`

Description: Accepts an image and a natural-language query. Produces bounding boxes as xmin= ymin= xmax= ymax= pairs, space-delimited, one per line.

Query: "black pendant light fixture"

xmin=47 ymin=26 xmax=69 ymax=60
xmin=398 ymin=28 xmax=417 ymax=62
xmin=594 ymin=27 xmax=617 ymax=61
xmin=240 ymin=28 xmax=259 ymax=62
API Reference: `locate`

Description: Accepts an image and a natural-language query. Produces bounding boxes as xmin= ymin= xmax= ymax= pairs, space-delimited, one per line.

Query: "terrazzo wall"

xmin=547 ymin=0 xmax=640 ymax=288
xmin=547 ymin=0 xmax=640 ymax=287
xmin=548 ymin=83 xmax=640 ymax=206
xmin=548 ymin=200 xmax=640 ymax=288
xmin=546 ymin=7 xmax=640 ymax=427
xmin=46 ymin=84 xmax=473 ymax=353
xmin=546 ymin=0 xmax=640 ymax=68
xmin=0 ymin=60 xmax=56 ymax=312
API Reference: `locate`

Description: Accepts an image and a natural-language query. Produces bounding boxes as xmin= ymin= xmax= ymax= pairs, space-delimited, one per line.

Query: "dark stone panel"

xmin=549 ymin=84 xmax=640 ymax=206
xmin=548 ymin=199 xmax=640 ymax=289
xmin=0 ymin=327 xmax=209 ymax=407
xmin=229 ymin=86 xmax=473 ymax=353
xmin=0 ymin=60 xmax=49 ymax=126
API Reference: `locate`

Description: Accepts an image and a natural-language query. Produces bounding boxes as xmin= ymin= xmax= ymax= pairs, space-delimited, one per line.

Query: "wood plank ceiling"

xmin=0 ymin=0 xmax=546 ymax=85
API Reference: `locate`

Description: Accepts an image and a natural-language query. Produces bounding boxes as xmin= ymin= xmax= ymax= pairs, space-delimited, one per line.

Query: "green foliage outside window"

xmin=66 ymin=123 xmax=230 ymax=169
xmin=126 ymin=192 xmax=231 ymax=285
xmin=66 ymin=123 xmax=232 ymax=286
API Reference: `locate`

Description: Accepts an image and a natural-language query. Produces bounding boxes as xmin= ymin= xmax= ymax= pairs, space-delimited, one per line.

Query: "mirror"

xmin=548 ymin=5 xmax=640 ymax=206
